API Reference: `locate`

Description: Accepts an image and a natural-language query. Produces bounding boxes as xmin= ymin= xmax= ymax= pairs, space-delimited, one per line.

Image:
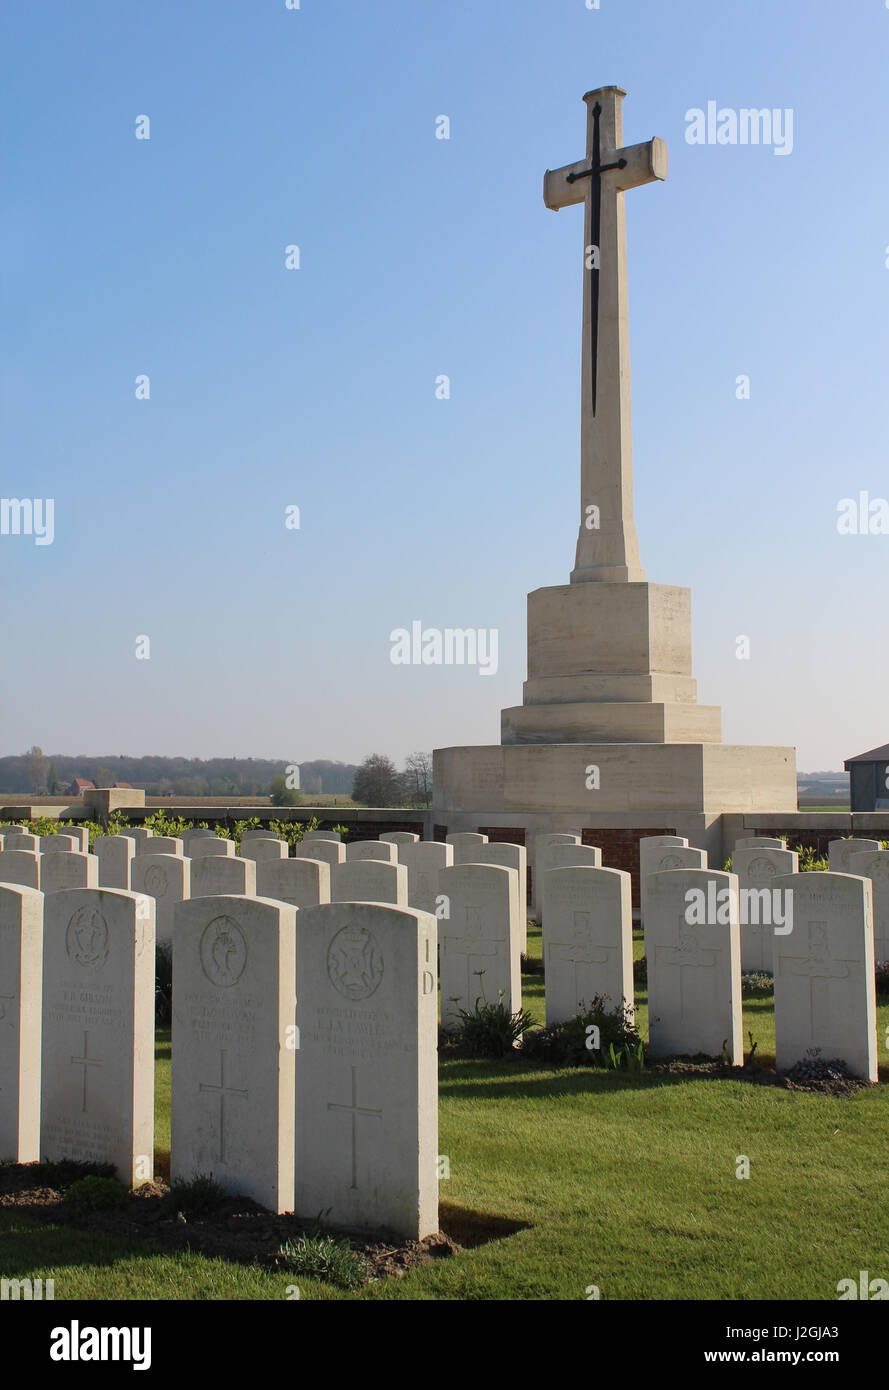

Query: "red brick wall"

xmin=583 ymin=828 xmax=676 ymax=911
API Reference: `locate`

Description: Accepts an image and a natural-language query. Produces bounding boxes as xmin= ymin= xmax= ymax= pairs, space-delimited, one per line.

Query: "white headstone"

xmin=380 ymin=832 xmax=420 ymax=847
xmin=645 ymin=868 xmax=742 ymax=1063
xmin=0 ymin=850 xmax=41 ymax=890
xmin=59 ymin=826 xmax=90 ymax=854
xmin=828 ymin=838 xmax=881 ymax=874
xmin=848 ymin=849 xmax=889 ymax=961
xmin=240 ymin=838 xmax=288 ymax=863
xmin=397 ymin=841 xmax=453 ymax=916
xmin=256 ymin=857 xmax=331 ymax=910
xmin=0 ymin=884 xmax=43 ymax=1162
xmin=538 ymin=843 xmax=602 ymax=930
xmin=41 ymin=851 xmax=100 ymax=895
xmin=240 ymin=828 xmax=278 ymax=844
xmin=477 ymin=843 xmax=528 ymax=952
xmin=171 ymin=895 xmax=296 ymax=1212
xmin=345 ymin=841 xmax=398 ymax=864
xmin=131 ymin=854 xmax=191 ymax=944
xmin=531 ymin=832 xmax=581 ymax=916
xmin=771 ymin=871 xmax=877 ymax=1080
xmin=94 ymin=835 xmax=136 ymax=890
xmin=331 ymin=860 xmax=407 ymax=906
xmin=302 ymin=830 xmax=342 ymax=843
xmin=292 ymin=839 xmax=345 ymax=868
xmin=41 ymin=888 xmax=155 ymax=1183
xmin=734 ymin=837 xmax=787 ymax=852
xmin=640 ymin=843 xmax=706 ymax=931
xmin=733 ymin=845 xmax=799 ymax=972
xmin=188 ymin=838 xmax=235 ymax=859
xmin=190 ymin=855 xmax=256 ymax=898
xmin=40 ymin=834 xmax=79 ymax=855
xmin=295 ymin=901 xmax=438 ymax=1238
xmin=543 ymin=866 xmax=633 ymax=1026
xmin=138 ymin=836 xmax=183 ymax=857
xmin=5 ymin=833 xmax=38 ymax=855
xmin=446 ymin=833 xmax=490 ymax=865
xmin=126 ymin=828 xmax=154 ymax=847
xmin=438 ymin=863 xmax=522 ymax=1028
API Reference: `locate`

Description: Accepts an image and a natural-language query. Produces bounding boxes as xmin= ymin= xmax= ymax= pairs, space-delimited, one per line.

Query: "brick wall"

xmin=583 ymin=827 xmax=675 ymax=911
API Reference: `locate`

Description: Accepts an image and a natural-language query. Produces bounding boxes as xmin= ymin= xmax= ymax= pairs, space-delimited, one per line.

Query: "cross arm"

xmin=543 ymin=137 xmax=668 ymax=211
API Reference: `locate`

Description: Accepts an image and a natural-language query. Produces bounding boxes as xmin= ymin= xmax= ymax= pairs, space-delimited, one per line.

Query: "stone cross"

xmin=199 ymin=1048 xmax=248 ymax=1164
xmin=778 ymin=922 xmax=855 ymax=1036
xmin=70 ymin=1030 xmax=103 ymax=1113
xmin=656 ymin=915 xmax=719 ymax=1019
xmin=327 ymin=1064 xmax=382 ymax=1191
xmin=548 ymin=911 xmax=612 ymax=1004
xmin=544 ymin=85 xmax=667 ymax=584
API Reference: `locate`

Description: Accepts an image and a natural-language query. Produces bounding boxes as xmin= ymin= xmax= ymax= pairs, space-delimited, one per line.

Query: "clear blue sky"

xmin=2 ymin=0 xmax=887 ymax=774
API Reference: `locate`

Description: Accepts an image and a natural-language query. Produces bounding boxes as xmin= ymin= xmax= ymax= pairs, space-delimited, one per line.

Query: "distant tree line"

xmin=0 ymin=748 xmax=358 ymax=798
xmin=351 ymin=752 xmax=433 ymax=808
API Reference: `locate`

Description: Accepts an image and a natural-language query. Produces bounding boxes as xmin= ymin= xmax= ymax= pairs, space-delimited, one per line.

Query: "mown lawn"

xmin=2 ymin=923 xmax=887 ymax=1301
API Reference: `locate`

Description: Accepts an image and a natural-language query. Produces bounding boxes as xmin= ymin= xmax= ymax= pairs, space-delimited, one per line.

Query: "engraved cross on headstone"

xmin=71 ymin=1030 xmax=103 ymax=1113
xmin=656 ymin=916 xmax=719 ymax=1019
xmin=443 ymin=904 xmax=503 ymax=1007
xmin=548 ymin=909 xmax=612 ymax=1008
xmin=199 ymin=1048 xmax=248 ymax=1163
xmin=544 ymin=86 xmax=667 ymax=585
xmin=778 ymin=921 xmax=856 ymax=1038
xmin=327 ymin=1064 xmax=382 ymax=1191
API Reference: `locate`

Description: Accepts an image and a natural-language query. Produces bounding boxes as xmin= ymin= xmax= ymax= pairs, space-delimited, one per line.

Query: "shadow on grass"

xmin=438 ymin=1201 xmax=531 ymax=1247
xmin=0 ymin=1208 xmax=167 ymax=1277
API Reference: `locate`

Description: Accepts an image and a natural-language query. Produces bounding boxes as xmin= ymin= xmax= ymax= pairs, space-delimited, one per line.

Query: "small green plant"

xmin=741 ymin=971 xmax=774 ymax=995
xmin=522 ymin=995 xmax=642 ymax=1069
xmin=790 ymin=843 xmax=829 ymax=872
xmin=66 ymin=1175 xmax=130 ymax=1211
xmin=145 ymin=811 xmax=191 ymax=839
xmin=448 ymin=976 xmax=536 ymax=1058
xmin=279 ymin=1231 xmax=367 ymax=1289
xmin=164 ymin=1174 xmax=225 ymax=1217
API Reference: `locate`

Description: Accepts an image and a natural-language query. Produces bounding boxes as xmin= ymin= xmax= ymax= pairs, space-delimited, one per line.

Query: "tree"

xmin=270 ymin=774 xmax=302 ymax=807
xmin=352 ymin=754 xmax=403 ymax=807
xmin=403 ymin=751 xmax=433 ymax=807
xmin=24 ymin=745 xmax=49 ymax=794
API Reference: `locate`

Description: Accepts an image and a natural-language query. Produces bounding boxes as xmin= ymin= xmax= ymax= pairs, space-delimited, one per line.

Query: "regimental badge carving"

xmin=66 ymin=907 xmax=110 ymax=971
xmin=660 ymin=855 xmax=683 ymax=870
xmin=143 ymin=866 xmax=169 ymax=897
xmin=749 ymin=857 xmax=777 ymax=883
xmin=327 ymin=925 xmax=384 ymax=1001
xmin=200 ymin=916 xmax=248 ymax=988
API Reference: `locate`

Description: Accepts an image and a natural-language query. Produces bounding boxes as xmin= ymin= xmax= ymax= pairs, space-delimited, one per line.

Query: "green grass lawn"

xmin=3 ymin=923 xmax=887 ymax=1301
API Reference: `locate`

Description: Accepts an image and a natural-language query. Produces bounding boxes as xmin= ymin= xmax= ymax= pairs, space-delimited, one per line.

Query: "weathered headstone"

xmin=0 ymin=884 xmax=43 ymax=1162
xmin=543 ymin=866 xmax=633 ymax=1026
xmin=41 ymin=888 xmax=155 ymax=1184
xmin=94 ymin=835 xmax=136 ymax=890
xmin=828 ymin=838 xmax=881 ymax=874
xmin=345 ymin=841 xmax=397 ymax=864
xmin=257 ymin=857 xmax=331 ymax=910
xmin=331 ymin=860 xmax=407 ymax=907
xmin=380 ymin=832 xmax=420 ymax=847
xmin=848 ymin=849 xmax=889 ymax=961
xmin=771 ymin=871 xmax=877 ymax=1080
xmin=733 ymin=844 xmax=798 ymax=972
xmin=189 ymin=837 xmax=235 ymax=859
xmin=292 ymin=839 xmax=345 ymax=868
xmin=446 ymin=833 xmax=489 ymax=865
xmin=438 ymin=863 xmax=522 ymax=1027
xmin=5 ymin=833 xmax=38 ymax=855
xmin=734 ymin=837 xmax=787 ymax=852
xmin=41 ymin=851 xmax=100 ymax=895
xmin=0 ymin=850 xmax=41 ymax=890
xmin=62 ymin=826 xmax=91 ymax=854
xmin=398 ymin=841 xmax=453 ymax=915
xmin=171 ymin=895 xmax=296 ymax=1212
xmin=303 ymin=830 xmax=342 ymax=843
xmin=645 ymin=868 xmax=742 ymax=1063
xmin=40 ymin=834 xmax=79 ymax=855
xmin=190 ymin=855 xmax=256 ymax=899
xmin=182 ymin=829 xmax=217 ymax=855
xmin=131 ymin=854 xmax=191 ymax=944
xmin=240 ymin=838 xmax=288 ymax=863
xmin=126 ymin=828 xmax=154 ymax=847
xmin=294 ymin=901 xmax=438 ymax=1238
xmin=240 ymin=828 xmax=277 ymax=844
